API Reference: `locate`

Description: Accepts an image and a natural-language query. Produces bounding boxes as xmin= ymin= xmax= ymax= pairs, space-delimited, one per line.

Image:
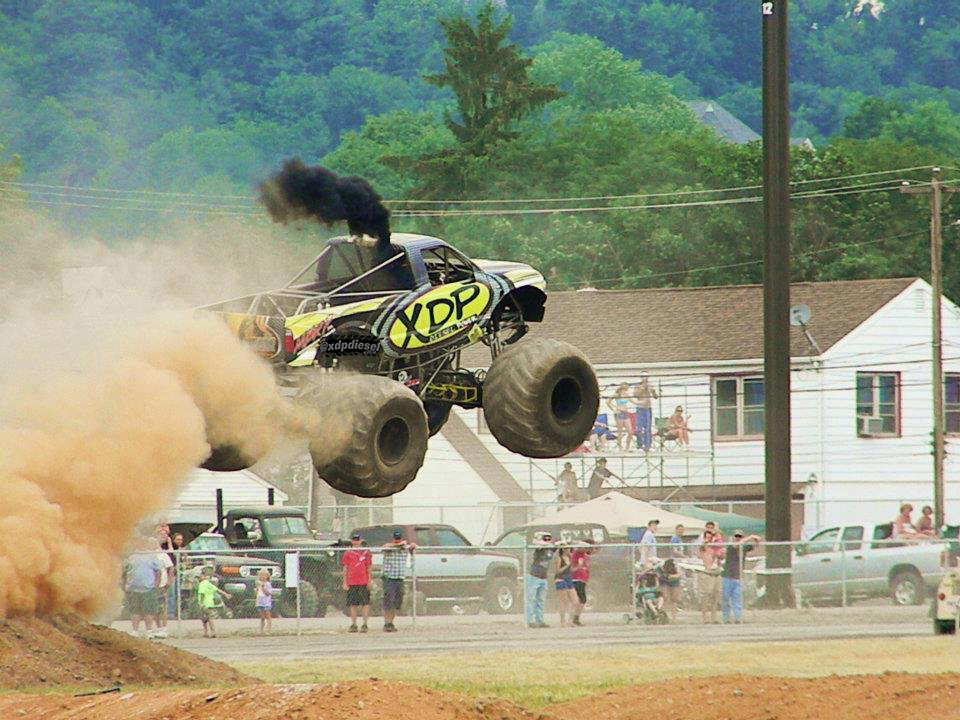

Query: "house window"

xmin=713 ymin=376 xmax=764 ymax=439
xmin=856 ymin=372 xmax=900 ymax=437
xmin=946 ymin=373 xmax=960 ymax=435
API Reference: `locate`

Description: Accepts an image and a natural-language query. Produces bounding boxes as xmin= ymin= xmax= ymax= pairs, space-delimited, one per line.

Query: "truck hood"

xmin=268 ymin=537 xmax=339 ymax=552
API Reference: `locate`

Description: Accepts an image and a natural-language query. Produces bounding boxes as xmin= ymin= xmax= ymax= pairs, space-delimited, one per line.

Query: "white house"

xmin=398 ymin=277 xmax=960 ymax=539
xmin=163 ymin=468 xmax=288 ymax=526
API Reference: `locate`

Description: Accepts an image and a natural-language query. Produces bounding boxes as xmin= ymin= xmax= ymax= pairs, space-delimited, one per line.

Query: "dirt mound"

xmin=0 ymin=680 xmax=541 ymax=720
xmin=0 ymin=615 xmax=250 ymax=689
xmin=549 ymin=672 xmax=960 ymax=720
xmin=3 ymin=672 xmax=960 ymax=720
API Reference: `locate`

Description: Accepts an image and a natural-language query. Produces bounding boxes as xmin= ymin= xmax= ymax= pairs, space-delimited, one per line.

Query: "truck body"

xmin=352 ymin=523 xmax=521 ymax=614
xmin=788 ymin=522 xmax=945 ymax=605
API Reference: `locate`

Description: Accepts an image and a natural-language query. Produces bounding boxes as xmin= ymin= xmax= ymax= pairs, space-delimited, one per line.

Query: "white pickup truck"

xmin=788 ymin=522 xmax=945 ymax=606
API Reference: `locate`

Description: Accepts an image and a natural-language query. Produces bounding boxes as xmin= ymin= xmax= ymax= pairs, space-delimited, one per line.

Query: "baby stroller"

xmin=628 ymin=565 xmax=669 ymax=625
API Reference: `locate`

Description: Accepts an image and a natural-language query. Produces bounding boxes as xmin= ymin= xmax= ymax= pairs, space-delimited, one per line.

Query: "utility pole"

xmin=902 ymin=168 xmax=959 ymax=529
xmin=761 ymin=0 xmax=793 ymax=607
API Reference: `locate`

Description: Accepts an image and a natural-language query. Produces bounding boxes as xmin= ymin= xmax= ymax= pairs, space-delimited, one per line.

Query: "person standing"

xmin=639 ymin=519 xmax=659 ymax=567
xmin=722 ymin=530 xmax=760 ymax=624
xmin=255 ymin=569 xmax=274 ymax=635
xmin=633 ymin=375 xmax=658 ymax=452
xmin=553 ymin=545 xmax=578 ymax=627
xmin=607 ymin=383 xmax=634 ymax=451
xmin=123 ymin=539 xmax=163 ymax=638
xmin=153 ymin=540 xmax=174 ymax=639
xmin=341 ymin=532 xmax=373 ymax=633
xmin=570 ymin=541 xmax=592 ymax=626
xmin=698 ymin=530 xmax=722 ymax=624
xmin=669 ymin=524 xmax=687 ymax=559
xmin=557 ymin=462 xmax=579 ymax=503
xmin=381 ymin=529 xmax=415 ymax=632
xmin=196 ymin=566 xmax=231 ymax=638
xmin=526 ymin=533 xmax=554 ymax=628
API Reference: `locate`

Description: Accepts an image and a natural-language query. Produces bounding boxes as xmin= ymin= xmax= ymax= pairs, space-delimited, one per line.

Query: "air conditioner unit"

xmin=858 ymin=416 xmax=885 ymax=435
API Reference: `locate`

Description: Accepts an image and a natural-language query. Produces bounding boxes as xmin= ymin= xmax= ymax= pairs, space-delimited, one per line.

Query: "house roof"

xmin=686 ymin=100 xmax=813 ymax=148
xmin=687 ymin=101 xmax=760 ymax=144
xmin=464 ymin=277 xmax=917 ymax=366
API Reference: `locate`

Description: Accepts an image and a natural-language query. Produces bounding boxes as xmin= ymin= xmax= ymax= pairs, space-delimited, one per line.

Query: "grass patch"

xmin=235 ymin=637 xmax=960 ymax=708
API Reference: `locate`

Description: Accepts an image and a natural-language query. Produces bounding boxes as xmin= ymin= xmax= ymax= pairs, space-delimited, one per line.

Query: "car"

xmin=933 ymin=568 xmax=960 ymax=634
xmin=199 ymin=233 xmax=599 ymax=498
xmin=220 ymin=507 xmax=343 ymax=617
xmin=177 ymin=532 xmax=284 ymax=618
xmin=351 ymin=523 xmax=521 ymax=614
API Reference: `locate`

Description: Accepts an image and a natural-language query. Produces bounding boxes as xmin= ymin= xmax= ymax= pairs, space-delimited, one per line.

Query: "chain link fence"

xmin=118 ymin=534 xmax=955 ymax=638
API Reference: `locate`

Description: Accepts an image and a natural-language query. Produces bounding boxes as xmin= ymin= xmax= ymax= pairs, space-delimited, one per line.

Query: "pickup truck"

xmin=352 ymin=523 xmax=520 ymax=614
xmin=221 ymin=507 xmax=342 ymax=616
xmin=781 ymin=522 xmax=946 ymax=606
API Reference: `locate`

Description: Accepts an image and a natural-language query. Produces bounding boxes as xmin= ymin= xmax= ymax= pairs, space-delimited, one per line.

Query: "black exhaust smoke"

xmin=259 ymin=159 xmax=391 ymax=245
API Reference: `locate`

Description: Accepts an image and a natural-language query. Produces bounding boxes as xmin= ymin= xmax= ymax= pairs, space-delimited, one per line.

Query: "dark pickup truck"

xmin=221 ymin=507 xmax=342 ymax=616
xmin=352 ymin=523 xmax=521 ymax=614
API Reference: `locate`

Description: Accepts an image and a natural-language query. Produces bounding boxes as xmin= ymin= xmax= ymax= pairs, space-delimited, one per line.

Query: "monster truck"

xmin=200 ymin=233 xmax=599 ymax=498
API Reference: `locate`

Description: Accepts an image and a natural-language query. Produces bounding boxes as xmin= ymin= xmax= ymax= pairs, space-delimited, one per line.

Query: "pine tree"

xmin=424 ymin=3 xmax=562 ymax=156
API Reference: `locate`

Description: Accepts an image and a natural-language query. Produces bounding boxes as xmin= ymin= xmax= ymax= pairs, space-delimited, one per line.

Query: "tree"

xmin=423 ymin=2 xmax=562 ymax=156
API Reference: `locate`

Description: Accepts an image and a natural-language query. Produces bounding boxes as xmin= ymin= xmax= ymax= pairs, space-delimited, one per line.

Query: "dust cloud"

xmin=0 ymin=206 xmax=327 ymax=618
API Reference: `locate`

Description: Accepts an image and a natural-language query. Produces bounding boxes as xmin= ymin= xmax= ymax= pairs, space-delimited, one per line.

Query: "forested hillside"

xmin=2 ymin=1 xmax=960 ymax=293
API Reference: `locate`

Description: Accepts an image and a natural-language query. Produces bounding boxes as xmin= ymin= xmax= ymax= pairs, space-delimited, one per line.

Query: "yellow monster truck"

xmin=200 ymin=233 xmax=599 ymax=498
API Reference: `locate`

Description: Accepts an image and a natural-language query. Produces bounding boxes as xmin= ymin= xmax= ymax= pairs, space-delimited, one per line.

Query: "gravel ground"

xmin=129 ymin=604 xmax=935 ymax=662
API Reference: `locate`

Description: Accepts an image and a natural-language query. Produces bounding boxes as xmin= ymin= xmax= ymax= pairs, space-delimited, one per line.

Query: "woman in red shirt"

xmin=570 ymin=541 xmax=593 ymax=626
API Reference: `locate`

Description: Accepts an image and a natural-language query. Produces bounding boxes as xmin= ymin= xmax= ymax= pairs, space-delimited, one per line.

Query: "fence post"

xmin=296 ymin=549 xmax=302 ymax=638
xmin=840 ymin=539 xmax=847 ymax=608
xmin=175 ymin=550 xmax=182 ymax=639
xmin=630 ymin=544 xmax=638 ymax=621
xmin=411 ymin=550 xmax=417 ymax=631
xmin=522 ymin=544 xmax=529 ymax=628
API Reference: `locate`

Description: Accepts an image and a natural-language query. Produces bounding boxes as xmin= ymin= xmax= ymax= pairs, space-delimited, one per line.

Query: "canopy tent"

xmin=527 ymin=492 xmax=707 ymax=537
xmin=671 ymin=504 xmax=766 ymax=536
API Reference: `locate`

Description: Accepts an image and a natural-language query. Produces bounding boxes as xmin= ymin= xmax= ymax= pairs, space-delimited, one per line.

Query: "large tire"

xmin=201 ymin=444 xmax=256 ymax=472
xmin=279 ymin=580 xmax=320 ymax=618
xmin=891 ymin=569 xmax=924 ymax=606
xmin=311 ymin=376 xmax=428 ymax=497
xmin=484 ymin=576 xmax=519 ymax=614
xmin=483 ymin=339 xmax=599 ymax=458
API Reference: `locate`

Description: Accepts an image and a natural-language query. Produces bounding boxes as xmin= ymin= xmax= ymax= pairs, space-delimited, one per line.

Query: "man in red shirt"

xmin=341 ymin=532 xmax=373 ymax=633
xmin=570 ymin=540 xmax=593 ymax=626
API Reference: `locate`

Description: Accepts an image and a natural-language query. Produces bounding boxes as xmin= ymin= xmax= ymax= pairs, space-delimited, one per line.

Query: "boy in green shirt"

xmin=197 ymin=567 xmax=231 ymax=638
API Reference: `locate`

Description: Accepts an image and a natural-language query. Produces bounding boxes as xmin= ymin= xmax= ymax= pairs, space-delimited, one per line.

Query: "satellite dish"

xmin=789 ymin=304 xmax=811 ymax=327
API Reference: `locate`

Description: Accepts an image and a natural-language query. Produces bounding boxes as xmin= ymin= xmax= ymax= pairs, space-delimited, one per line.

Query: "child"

xmin=255 ymin=568 xmax=274 ymax=635
xmin=196 ymin=567 xmax=231 ymax=638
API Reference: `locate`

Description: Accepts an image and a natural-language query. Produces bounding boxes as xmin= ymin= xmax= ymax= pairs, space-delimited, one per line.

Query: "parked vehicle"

xmin=220 ymin=507 xmax=341 ymax=616
xmin=933 ymin=568 xmax=960 ymax=634
xmin=488 ymin=522 xmax=632 ymax=610
xmin=177 ymin=532 xmax=283 ymax=618
xmin=352 ymin=523 xmax=520 ymax=614
xmin=770 ymin=522 xmax=946 ymax=606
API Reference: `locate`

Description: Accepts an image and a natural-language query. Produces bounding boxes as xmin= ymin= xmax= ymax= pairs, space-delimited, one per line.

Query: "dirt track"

xmin=4 ymin=674 xmax=960 ymax=720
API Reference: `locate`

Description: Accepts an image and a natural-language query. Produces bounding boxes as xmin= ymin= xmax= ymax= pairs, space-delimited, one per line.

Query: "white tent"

xmin=527 ymin=491 xmax=707 ymax=536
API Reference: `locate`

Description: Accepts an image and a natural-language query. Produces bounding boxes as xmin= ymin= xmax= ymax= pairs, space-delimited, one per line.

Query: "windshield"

xmin=290 ymin=243 xmax=413 ymax=293
xmin=263 ymin=515 xmax=311 ymax=537
xmin=187 ymin=535 xmax=230 ymax=552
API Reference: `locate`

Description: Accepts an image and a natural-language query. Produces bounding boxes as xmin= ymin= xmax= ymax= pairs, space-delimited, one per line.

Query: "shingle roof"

xmin=686 ymin=101 xmax=760 ymax=144
xmin=464 ymin=277 xmax=917 ymax=367
xmin=686 ymin=100 xmax=813 ymax=148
